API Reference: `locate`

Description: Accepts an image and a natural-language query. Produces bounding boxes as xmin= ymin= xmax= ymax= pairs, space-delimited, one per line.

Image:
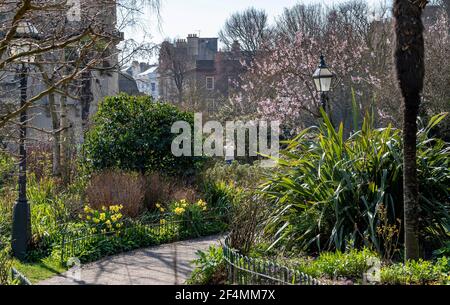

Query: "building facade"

xmin=159 ymin=34 xmax=246 ymax=114
xmin=0 ymin=1 xmax=121 ymax=146
xmin=122 ymin=61 xmax=160 ymax=99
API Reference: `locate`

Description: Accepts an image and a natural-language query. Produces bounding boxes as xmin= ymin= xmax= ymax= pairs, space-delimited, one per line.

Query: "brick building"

xmin=159 ymin=34 xmax=246 ymax=114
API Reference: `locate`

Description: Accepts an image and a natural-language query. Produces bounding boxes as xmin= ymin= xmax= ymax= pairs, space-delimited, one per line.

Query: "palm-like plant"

xmin=262 ymin=111 xmax=449 ymax=257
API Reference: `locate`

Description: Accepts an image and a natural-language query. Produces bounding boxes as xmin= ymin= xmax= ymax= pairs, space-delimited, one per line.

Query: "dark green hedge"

xmin=82 ymin=94 xmax=202 ymax=176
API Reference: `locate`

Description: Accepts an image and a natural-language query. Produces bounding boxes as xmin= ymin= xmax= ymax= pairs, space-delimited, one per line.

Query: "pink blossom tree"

xmin=233 ymin=19 xmax=376 ymax=129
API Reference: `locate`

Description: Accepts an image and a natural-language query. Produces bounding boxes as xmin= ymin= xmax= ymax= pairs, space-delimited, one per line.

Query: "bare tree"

xmin=0 ymin=0 xmax=160 ymax=181
xmin=275 ymin=3 xmax=324 ymax=39
xmin=159 ymin=40 xmax=188 ymax=104
xmin=218 ymin=7 xmax=270 ymax=55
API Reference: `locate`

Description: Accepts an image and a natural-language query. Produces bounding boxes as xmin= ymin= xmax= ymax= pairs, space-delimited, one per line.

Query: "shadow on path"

xmin=38 ymin=235 xmax=224 ymax=285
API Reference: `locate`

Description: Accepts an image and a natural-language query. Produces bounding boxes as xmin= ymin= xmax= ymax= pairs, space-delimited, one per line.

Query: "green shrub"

xmin=262 ymin=112 xmax=450 ymax=254
xmin=433 ymin=241 xmax=450 ymax=258
xmin=26 ymin=176 xmax=68 ymax=261
xmin=0 ymin=246 xmax=12 ymax=285
xmin=0 ymin=190 xmax=14 ymax=243
xmin=381 ymin=257 xmax=450 ymax=285
xmin=203 ymin=181 xmax=236 ymax=212
xmin=310 ymin=248 xmax=379 ymax=280
xmin=0 ymin=152 xmax=15 ymax=190
xmin=187 ymin=245 xmax=226 ymax=285
xmin=168 ymin=199 xmax=228 ymax=238
xmin=202 ymin=161 xmax=266 ymax=190
xmin=82 ymin=94 xmax=203 ymax=176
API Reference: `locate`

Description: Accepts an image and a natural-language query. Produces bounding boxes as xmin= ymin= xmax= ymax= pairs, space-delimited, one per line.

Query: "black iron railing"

xmin=11 ymin=267 xmax=32 ymax=285
xmin=223 ymin=237 xmax=321 ymax=285
xmin=57 ymin=207 xmax=230 ymax=264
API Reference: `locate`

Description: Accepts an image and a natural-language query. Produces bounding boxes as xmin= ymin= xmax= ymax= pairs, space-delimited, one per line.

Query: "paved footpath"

xmin=39 ymin=235 xmax=223 ymax=285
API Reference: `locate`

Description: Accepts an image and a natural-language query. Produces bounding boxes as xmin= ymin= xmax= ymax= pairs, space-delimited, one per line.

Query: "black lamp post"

xmin=313 ymin=54 xmax=335 ymax=117
xmin=10 ymin=20 xmax=40 ymax=260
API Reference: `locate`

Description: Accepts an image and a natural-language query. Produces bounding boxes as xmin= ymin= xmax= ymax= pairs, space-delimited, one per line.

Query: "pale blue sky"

xmin=125 ymin=0 xmax=387 ymax=52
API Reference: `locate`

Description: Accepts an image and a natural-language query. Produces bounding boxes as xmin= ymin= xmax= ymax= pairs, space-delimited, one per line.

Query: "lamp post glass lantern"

xmin=313 ymin=54 xmax=335 ymax=111
xmin=10 ymin=20 xmax=39 ymax=260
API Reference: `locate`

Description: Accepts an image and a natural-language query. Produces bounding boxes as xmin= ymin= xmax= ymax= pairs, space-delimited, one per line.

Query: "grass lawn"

xmin=13 ymin=256 xmax=67 ymax=284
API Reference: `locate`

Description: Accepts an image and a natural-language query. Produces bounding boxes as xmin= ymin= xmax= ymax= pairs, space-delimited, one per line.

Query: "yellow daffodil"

xmin=86 ymin=215 xmax=91 ymax=220
xmin=174 ymin=207 xmax=185 ymax=215
xmin=160 ymin=208 xmax=165 ymax=213
xmin=156 ymin=203 xmax=161 ymax=209
xmin=84 ymin=206 xmax=91 ymax=213
xmin=160 ymin=219 xmax=166 ymax=225
xmin=102 ymin=206 xmax=107 ymax=211
xmin=93 ymin=218 xmax=100 ymax=224
xmin=197 ymin=199 xmax=207 ymax=208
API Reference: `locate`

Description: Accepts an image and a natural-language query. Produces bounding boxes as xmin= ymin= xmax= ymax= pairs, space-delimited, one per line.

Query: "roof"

xmin=138 ymin=66 xmax=158 ymax=76
xmin=118 ymin=72 xmax=141 ymax=95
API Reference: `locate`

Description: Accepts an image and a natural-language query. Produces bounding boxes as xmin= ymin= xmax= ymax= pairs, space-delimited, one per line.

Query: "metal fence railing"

xmin=223 ymin=237 xmax=321 ymax=285
xmin=11 ymin=267 xmax=32 ymax=285
xmin=57 ymin=207 xmax=230 ymax=264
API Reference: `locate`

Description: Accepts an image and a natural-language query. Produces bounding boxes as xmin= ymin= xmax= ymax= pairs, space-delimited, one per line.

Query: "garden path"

xmin=39 ymin=235 xmax=223 ymax=285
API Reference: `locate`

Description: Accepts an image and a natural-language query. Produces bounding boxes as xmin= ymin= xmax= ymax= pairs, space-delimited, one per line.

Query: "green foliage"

xmin=280 ymin=248 xmax=380 ymax=281
xmin=0 ymin=152 xmax=15 ymax=190
xmin=58 ymin=205 xmax=229 ymax=265
xmin=82 ymin=94 xmax=202 ymax=176
xmin=0 ymin=190 xmax=14 ymax=244
xmin=168 ymin=199 xmax=229 ymax=239
xmin=380 ymin=257 xmax=450 ymax=285
xmin=187 ymin=245 xmax=226 ymax=285
xmin=0 ymin=246 xmax=12 ymax=285
xmin=202 ymin=161 xmax=266 ymax=189
xmin=201 ymin=161 xmax=267 ymax=212
xmin=12 ymin=255 xmax=66 ymax=284
xmin=433 ymin=240 xmax=450 ymax=258
xmin=303 ymin=248 xmax=379 ymax=280
xmin=201 ymin=162 xmax=269 ymax=255
xmin=203 ymin=181 xmax=237 ymax=213
xmin=262 ymin=112 xmax=450 ymax=254
xmin=64 ymin=224 xmax=178 ymax=263
xmin=26 ymin=175 xmax=68 ymax=261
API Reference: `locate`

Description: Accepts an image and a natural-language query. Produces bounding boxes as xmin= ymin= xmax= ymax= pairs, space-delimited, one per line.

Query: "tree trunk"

xmin=80 ymin=70 xmax=93 ymax=138
xmin=59 ymin=92 xmax=70 ymax=185
xmin=393 ymin=0 xmax=426 ymax=260
xmin=403 ymin=92 xmax=421 ymax=260
xmin=48 ymin=93 xmax=61 ymax=177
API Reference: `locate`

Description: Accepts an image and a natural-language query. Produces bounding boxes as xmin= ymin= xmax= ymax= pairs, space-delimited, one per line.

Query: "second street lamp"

xmin=10 ymin=20 xmax=40 ymax=260
xmin=313 ymin=54 xmax=335 ymax=116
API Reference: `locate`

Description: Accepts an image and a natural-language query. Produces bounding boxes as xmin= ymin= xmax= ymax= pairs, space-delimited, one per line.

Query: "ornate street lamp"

xmin=313 ymin=54 xmax=335 ymax=115
xmin=10 ymin=20 xmax=40 ymax=260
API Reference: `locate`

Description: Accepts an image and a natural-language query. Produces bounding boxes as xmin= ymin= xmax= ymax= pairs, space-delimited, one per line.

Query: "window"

xmin=151 ymin=83 xmax=156 ymax=92
xmin=207 ymin=99 xmax=216 ymax=114
xmin=206 ymin=76 xmax=215 ymax=90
